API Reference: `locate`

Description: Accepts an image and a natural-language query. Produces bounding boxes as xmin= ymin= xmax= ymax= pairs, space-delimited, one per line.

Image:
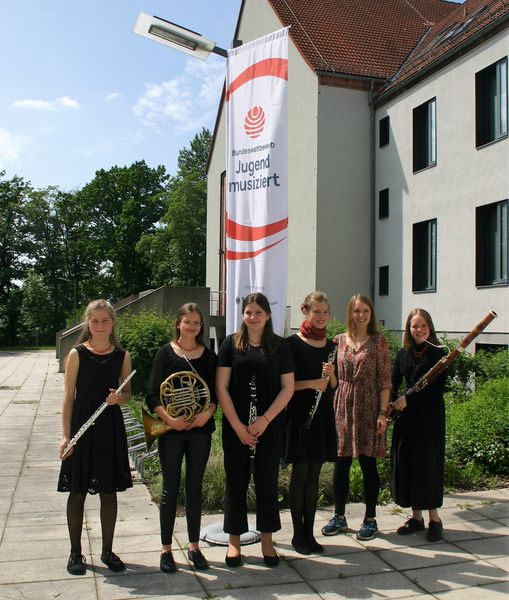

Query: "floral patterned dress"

xmin=333 ymin=333 xmax=391 ymax=458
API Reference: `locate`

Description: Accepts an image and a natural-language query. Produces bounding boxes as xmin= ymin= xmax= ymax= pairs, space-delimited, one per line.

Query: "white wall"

xmin=375 ymin=31 xmax=508 ymax=343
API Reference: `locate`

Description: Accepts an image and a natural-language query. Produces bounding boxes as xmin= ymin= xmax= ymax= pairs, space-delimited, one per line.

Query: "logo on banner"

xmin=244 ymin=106 xmax=265 ymax=139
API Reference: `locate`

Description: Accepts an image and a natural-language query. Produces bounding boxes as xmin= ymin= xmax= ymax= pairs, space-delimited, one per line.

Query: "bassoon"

xmin=405 ymin=310 xmax=497 ymax=396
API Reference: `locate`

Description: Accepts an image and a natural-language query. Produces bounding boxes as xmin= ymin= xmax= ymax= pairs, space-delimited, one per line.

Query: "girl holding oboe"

xmin=390 ymin=309 xmax=447 ymax=542
xmin=216 ymin=292 xmax=294 ymax=567
xmin=58 ymin=299 xmax=133 ymax=576
xmin=283 ymin=291 xmax=337 ymax=554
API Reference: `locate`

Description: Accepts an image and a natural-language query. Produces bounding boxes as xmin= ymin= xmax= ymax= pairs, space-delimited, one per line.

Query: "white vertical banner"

xmin=226 ymin=27 xmax=289 ymax=335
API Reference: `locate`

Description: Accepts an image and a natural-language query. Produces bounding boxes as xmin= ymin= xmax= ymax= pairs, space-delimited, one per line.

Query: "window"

xmin=413 ymin=98 xmax=436 ymax=172
xmin=413 ymin=219 xmax=437 ymax=292
xmin=476 ymin=58 xmax=508 ymax=147
xmin=379 ymin=188 xmax=389 ymax=219
xmin=476 ymin=200 xmax=508 ymax=287
xmin=379 ymin=266 xmax=389 ymax=296
xmin=379 ymin=116 xmax=390 ymax=147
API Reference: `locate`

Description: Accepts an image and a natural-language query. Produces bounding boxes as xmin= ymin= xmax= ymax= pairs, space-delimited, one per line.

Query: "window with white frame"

xmin=413 ymin=98 xmax=436 ymax=172
xmin=412 ymin=219 xmax=437 ymax=292
xmin=476 ymin=200 xmax=508 ymax=287
xmin=476 ymin=58 xmax=508 ymax=147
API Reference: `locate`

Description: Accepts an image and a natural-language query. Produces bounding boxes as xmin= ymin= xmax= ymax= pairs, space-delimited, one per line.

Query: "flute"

xmin=303 ymin=345 xmax=337 ymax=430
xmin=248 ymin=375 xmax=257 ymax=475
xmin=61 ymin=370 xmax=136 ymax=459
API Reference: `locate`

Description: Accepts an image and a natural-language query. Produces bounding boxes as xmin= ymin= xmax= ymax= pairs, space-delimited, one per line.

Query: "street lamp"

xmin=133 ymin=12 xmax=228 ymax=59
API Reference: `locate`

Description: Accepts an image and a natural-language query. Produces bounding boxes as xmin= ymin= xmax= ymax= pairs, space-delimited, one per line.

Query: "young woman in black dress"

xmin=284 ymin=291 xmax=337 ymax=554
xmin=58 ymin=299 xmax=133 ymax=575
xmin=391 ymin=308 xmax=447 ymax=542
xmin=216 ymin=292 xmax=294 ymax=567
xmin=146 ymin=303 xmax=217 ymax=573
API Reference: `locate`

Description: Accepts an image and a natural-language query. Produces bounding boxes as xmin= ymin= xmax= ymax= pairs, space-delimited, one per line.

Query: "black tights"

xmin=67 ymin=491 xmax=118 ymax=554
xmin=289 ymin=462 xmax=322 ymax=541
xmin=333 ymin=455 xmax=379 ymax=519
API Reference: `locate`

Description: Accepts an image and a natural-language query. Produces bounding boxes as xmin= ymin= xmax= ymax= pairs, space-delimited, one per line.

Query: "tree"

xmin=19 ymin=270 xmax=53 ymax=345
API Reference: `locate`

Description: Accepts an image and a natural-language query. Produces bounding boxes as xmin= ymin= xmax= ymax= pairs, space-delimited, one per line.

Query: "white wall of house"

xmin=375 ymin=31 xmax=508 ymax=343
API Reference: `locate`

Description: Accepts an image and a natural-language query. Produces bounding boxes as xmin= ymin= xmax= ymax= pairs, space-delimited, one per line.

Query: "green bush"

xmin=446 ymin=377 xmax=509 ymax=476
xmin=117 ymin=310 xmax=174 ymax=395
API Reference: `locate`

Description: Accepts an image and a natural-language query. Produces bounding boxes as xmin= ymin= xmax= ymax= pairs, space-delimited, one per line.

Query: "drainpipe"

xmin=368 ymin=80 xmax=376 ymax=303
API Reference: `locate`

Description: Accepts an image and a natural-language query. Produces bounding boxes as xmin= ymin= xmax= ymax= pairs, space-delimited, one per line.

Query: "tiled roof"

xmin=380 ymin=0 xmax=509 ymax=97
xmin=268 ymin=0 xmax=458 ymax=79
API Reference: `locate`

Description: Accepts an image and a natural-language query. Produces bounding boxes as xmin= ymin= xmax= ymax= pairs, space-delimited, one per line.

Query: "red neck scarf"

xmin=300 ymin=320 xmax=326 ymax=340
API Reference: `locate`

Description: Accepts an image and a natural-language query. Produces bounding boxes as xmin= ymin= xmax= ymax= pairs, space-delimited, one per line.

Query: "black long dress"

xmin=57 ymin=345 xmax=133 ymax=494
xmin=283 ymin=335 xmax=337 ymax=464
xmin=390 ymin=344 xmax=447 ymax=509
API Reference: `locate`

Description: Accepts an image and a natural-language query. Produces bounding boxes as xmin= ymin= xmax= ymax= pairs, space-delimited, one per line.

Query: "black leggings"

xmin=333 ymin=455 xmax=380 ymax=519
xmin=289 ymin=462 xmax=322 ymax=539
xmin=67 ymin=491 xmax=117 ymax=554
xmin=158 ymin=432 xmax=211 ymax=545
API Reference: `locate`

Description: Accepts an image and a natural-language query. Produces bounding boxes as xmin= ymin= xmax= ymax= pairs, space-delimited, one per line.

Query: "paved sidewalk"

xmin=0 ymin=350 xmax=507 ymax=599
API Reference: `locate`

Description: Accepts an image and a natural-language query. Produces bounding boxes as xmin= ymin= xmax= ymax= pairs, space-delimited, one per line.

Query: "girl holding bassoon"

xmin=216 ymin=292 xmax=294 ymax=568
xmin=58 ymin=299 xmax=133 ymax=576
xmin=146 ymin=303 xmax=217 ymax=573
xmin=283 ymin=291 xmax=337 ymax=554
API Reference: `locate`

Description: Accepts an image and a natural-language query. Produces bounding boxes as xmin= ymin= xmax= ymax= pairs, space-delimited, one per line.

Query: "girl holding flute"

xmin=58 ymin=299 xmax=133 ymax=575
xmin=390 ymin=309 xmax=447 ymax=542
xmin=283 ymin=291 xmax=337 ymax=554
xmin=216 ymin=292 xmax=294 ymax=567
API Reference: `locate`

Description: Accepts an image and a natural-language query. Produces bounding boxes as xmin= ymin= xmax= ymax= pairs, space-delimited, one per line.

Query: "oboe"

xmin=61 ymin=370 xmax=136 ymax=459
xmin=303 ymin=345 xmax=337 ymax=430
xmin=402 ymin=310 xmax=498 ymax=399
xmin=248 ymin=375 xmax=257 ymax=475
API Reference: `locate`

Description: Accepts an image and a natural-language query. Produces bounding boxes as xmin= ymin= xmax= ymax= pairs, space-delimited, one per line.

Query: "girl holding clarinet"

xmin=390 ymin=309 xmax=448 ymax=542
xmin=58 ymin=299 xmax=133 ymax=576
xmin=283 ymin=291 xmax=337 ymax=554
xmin=216 ymin=292 xmax=294 ymax=567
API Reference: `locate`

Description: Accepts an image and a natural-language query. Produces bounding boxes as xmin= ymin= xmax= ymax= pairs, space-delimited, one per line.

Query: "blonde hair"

xmin=301 ymin=291 xmax=329 ymax=313
xmin=76 ymin=299 xmax=120 ymax=348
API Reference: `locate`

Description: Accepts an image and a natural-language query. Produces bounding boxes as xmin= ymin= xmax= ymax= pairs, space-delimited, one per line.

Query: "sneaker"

xmin=67 ymin=552 xmax=86 ymax=575
xmin=397 ymin=517 xmax=425 ymax=535
xmin=321 ymin=514 xmax=348 ymax=536
xmin=356 ymin=518 xmax=378 ymax=541
xmin=427 ymin=519 xmax=443 ymax=542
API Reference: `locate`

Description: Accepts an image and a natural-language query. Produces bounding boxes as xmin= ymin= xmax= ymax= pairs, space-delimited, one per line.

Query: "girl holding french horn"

xmin=145 ymin=303 xmax=217 ymax=574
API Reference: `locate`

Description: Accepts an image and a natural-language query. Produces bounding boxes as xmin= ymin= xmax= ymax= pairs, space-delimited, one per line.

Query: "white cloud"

xmin=132 ymin=57 xmax=225 ymax=133
xmin=12 ymin=96 xmax=80 ymax=111
xmin=0 ymin=128 xmax=27 ymax=168
xmin=106 ymin=92 xmax=121 ymax=101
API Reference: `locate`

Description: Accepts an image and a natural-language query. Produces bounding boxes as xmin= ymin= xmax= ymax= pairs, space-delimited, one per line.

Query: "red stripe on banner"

xmin=226 ymin=237 xmax=286 ymax=260
xmin=226 ymin=216 xmax=288 ymax=241
xmin=226 ymin=58 xmax=288 ymax=102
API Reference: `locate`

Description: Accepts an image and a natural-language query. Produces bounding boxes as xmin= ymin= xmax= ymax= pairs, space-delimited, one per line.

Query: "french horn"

xmin=143 ymin=370 xmax=211 ymax=450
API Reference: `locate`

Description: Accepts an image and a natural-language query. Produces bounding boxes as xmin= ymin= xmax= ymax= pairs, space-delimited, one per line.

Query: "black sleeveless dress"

xmin=57 ymin=345 xmax=133 ymax=494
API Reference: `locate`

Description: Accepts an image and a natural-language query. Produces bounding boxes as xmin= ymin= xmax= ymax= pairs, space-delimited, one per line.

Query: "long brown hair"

xmin=345 ymin=293 xmax=380 ymax=337
xmin=233 ymin=292 xmax=278 ymax=353
xmin=76 ymin=299 xmax=120 ymax=348
xmin=403 ymin=308 xmax=440 ymax=350
xmin=173 ymin=303 xmax=205 ymax=346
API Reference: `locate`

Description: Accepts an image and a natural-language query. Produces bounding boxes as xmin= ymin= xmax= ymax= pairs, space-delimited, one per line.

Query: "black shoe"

xmin=397 ymin=517 xmax=425 ymax=535
xmin=307 ymin=536 xmax=324 ymax=553
xmin=160 ymin=550 xmax=177 ymax=573
xmin=67 ymin=552 xmax=86 ymax=575
xmin=187 ymin=548 xmax=209 ymax=570
xmin=427 ymin=519 xmax=443 ymax=542
xmin=291 ymin=536 xmax=311 ymax=555
xmin=101 ymin=551 xmax=125 ymax=572
xmin=225 ymin=551 xmax=242 ymax=567
xmin=263 ymin=553 xmax=280 ymax=567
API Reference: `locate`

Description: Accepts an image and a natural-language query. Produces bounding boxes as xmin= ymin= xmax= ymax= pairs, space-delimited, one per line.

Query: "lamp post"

xmin=133 ymin=13 xmax=228 ymax=59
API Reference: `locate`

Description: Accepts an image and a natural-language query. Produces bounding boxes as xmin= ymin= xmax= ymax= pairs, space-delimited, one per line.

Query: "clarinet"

xmin=405 ymin=311 xmax=497 ymax=396
xmin=303 ymin=345 xmax=337 ymax=430
xmin=62 ymin=370 xmax=136 ymax=458
xmin=248 ymin=375 xmax=258 ymax=475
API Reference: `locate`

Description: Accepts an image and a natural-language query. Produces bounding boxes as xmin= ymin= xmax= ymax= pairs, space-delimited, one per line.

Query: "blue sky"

xmin=0 ymin=1 xmax=241 ymax=190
